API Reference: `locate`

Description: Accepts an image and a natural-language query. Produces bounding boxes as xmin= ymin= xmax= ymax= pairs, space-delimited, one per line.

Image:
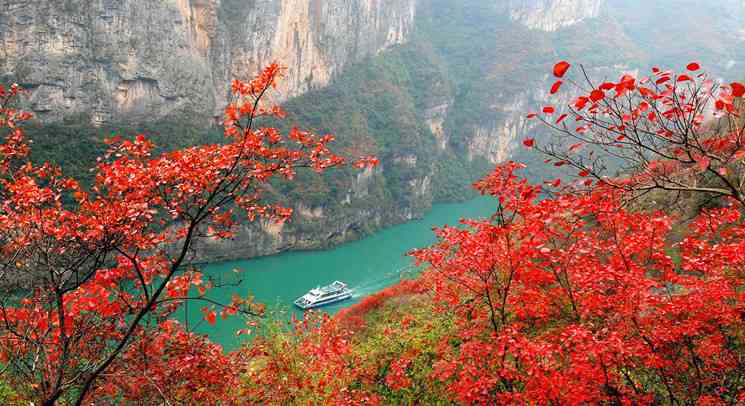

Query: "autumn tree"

xmin=163 ymin=60 xmax=745 ymax=404
xmin=410 ymin=161 xmax=745 ymax=404
xmin=525 ymin=61 xmax=745 ymax=205
xmin=0 ymin=65 xmax=376 ymax=405
xmin=237 ymin=310 xmax=382 ymax=406
xmin=397 ymin=62 xmax=745 ymax=404
xmin=239 ymin=159 xmax=745 ymax=404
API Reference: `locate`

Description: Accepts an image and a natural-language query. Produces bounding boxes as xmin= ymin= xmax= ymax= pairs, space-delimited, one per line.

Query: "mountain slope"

xmin=4 ymin=0 xmax=745 ymax=260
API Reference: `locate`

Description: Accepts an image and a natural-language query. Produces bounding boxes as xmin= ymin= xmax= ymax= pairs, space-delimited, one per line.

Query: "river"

xmin=180 ymin=196 xmax=496 ymax=350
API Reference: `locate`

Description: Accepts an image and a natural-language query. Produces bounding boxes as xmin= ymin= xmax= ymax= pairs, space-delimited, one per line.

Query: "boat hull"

xmin=294 ymin=292 xmax=353 ymax=310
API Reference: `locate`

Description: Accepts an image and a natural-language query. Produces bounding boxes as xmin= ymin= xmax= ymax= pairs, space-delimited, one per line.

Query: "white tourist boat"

xmin=294 ymin=281 xmax=353 ymax=309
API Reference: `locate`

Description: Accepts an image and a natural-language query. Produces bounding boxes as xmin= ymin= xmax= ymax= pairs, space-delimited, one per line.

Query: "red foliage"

xmin=532 ymin=60 xmax=745 ymax=205
xmin=385 ymin=352 xmax=416 ymax=391
xmin=239 ymin=311 xmax=381 ymax=405
xmin=553 ymin=61 xmax=571 ymax=78
xmin=410 ymin=161 xmax=745 ymax=404
xmin=100 ymin=320 xmax=236 ymax=404
xmin=0 ymin=64 xmax=376 ymax=405
xmin=336 ymin=279 xmax=426 ymax=331
xmin=2 ymin=53 xmax=744 ymax=405
xmin=234 ymin=60 xmax=745 ymax=404
xmin=549 ymin=80 xmax=563 ymax=95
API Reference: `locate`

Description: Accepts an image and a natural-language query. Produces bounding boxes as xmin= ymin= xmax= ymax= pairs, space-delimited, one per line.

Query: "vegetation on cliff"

xmin=16 ymin=0 xmax=745 ymax=263
xmin=0 ymin=68 xmax=376 ymax=405
xmin=2 ymin=60 xmax=745 ymax=404
xmin=228 ymin=62 xmax=745 ymax=405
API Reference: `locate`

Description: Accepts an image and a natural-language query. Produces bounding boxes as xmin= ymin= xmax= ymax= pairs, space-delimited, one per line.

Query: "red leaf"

xmin=696 ymin=157 xmax=711 ymax=171
xmin=555 ymin=113 xmax=568 ymax=124
xmin=523 ymin=138 xmax=535 ymax=147
xmin=686 ymin=62 xmax=700 ymax=71
xmin=543 ymin=106 xmax=556 ymax=114
xmin=655 ymin=76 xmax=670 ymax=85
xmin=676 ymin=74 xmax=692 ymax=82
xmin=599 ymin=82 xmax=615 ymax=91
xmin=578 ymin=169 xmax=590 ymax=177
xmin=553 ymin=61 xmax=571 ymax=78
xmin=574 ymin=96 xmax=589 ymax=110
xmin=202 ymin=308 xmax=217 ymax=325
xmin=550 ymin=80 xmax=563 ymax=95
xmin=638 ymin=87 xmax=656 ymax=98
xmin=589 ymin=90 xmax=605 ymax=102
xmin=620 ymin=74 xmax=636 ymax=89
xmin=731 ymin=82 xmax=745 ymax=97
xmin=527 ymin=112 xmax=538 ymax=119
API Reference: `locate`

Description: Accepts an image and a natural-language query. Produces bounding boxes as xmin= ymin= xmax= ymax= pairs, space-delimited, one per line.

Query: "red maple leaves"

xmin=410 ymin=162 xmax=745 ymax=404
xmin=553 ymin=61 xmax=571 ymax=78
xmin=1 ymin=54 xmax=743 ymax=405
xmin=239 ymin=60 xmax=745 ymax=405
xmin=0 ymin=64 xmax=377 ymax=405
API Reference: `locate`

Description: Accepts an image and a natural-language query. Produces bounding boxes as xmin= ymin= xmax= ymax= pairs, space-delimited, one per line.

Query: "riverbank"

xmin=179 ymin=196 xmax=496 ymax=350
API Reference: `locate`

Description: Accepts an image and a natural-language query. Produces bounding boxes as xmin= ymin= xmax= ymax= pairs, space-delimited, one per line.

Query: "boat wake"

xmin=350 ymin=265 xmax=417 ymax=298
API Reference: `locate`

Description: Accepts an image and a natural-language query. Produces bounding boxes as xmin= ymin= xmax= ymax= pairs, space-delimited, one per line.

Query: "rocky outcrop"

xmin=468 ymin=94 xmax=533 ymax=164
xmin=502 ymin=0 xmax=604 ymax=31
xmin=194 ymin=164 xmax=436 ymax=262
xmin=6 ymin=0 xmax=743 ymax=263
xmin=423 ymin=101 xmax=450 ymax=150
xmin=0 ymin=0 xmax=417 ymax=123
xmin=223 ymin=0 xmax=416 ymax=103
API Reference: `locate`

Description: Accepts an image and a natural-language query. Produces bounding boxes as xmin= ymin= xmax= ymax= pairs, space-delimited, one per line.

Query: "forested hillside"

xmin=1 ymin=1 xmax=745 ymax=404
xmin=4 ymin=0 xmax=745 ymax=260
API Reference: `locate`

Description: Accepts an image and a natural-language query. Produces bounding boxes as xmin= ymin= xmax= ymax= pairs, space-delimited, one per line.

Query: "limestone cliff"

xmin=501 ymin=0 xmax=604 ymax=31
xmin=0 ymin=0 xmax=416 ymax=123
xmin=449 ymin=0 xmax=745 ymax=166
xmin=4 ymin=0 xmax=744 ymax=262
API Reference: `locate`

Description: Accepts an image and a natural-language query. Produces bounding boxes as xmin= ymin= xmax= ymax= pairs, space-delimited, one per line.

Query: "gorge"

xmin=2 ymin=0 xmax=745 ymax=261
xmin=4 ymin=1 xmax=745 ymax=404
xmin=188 ymin=196 xmax=496 ymax=349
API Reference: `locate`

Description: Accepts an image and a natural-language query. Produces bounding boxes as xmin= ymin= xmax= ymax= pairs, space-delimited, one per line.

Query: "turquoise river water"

xmin=180 ymin=196 xmax=496 ymax=350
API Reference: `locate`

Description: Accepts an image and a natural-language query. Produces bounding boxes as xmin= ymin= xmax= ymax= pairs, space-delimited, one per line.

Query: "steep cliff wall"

xmin=0 ymin=0 xmax=416 ymax=123
xmin=0 ymin=0 xmax=214 ymax=122
xmin=501 ymin=0 xmax=604 ymax=31
xmin=430 ymin=0 xmax=745 ymax=167
xmin=3 ymin=0 xmax=744 ymax=262
xmin=222 ymin=0 xmax=415 ymax=103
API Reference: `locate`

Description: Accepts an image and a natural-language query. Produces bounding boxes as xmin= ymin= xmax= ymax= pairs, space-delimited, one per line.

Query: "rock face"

xmin=227 ymin=0 xmax=415 ymax=99
xmin=193 ymin=164 xmax=435 ymax=262
xmin=0 ymin=0 xmax=416 ymax=123
xmin=3 ymin=0 xmax=744 ymax=262
xmin=423 ymin=101 xmax=451 ymax=150
xmin=466 ymin=77 xmax=584 ymax=164
xmin=502 ymin=0 xmax=604 ymax=31
xmin=468 ymin=93 xmax=534 ymax=164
